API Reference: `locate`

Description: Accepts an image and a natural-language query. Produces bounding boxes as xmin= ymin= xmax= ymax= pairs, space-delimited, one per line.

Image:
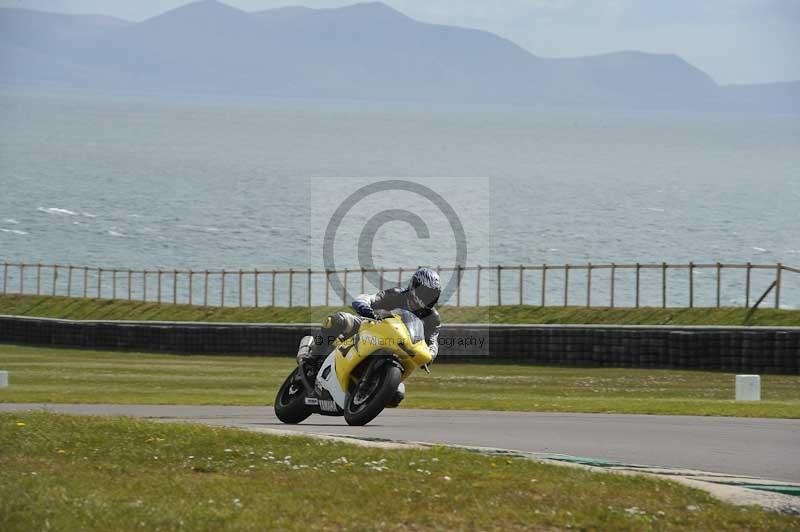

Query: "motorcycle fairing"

xmin=312 ymin=311 xmax=434 ymax=412
xmin=332 ymin=316 xmax=433 ymax=393
xmin=315 ymin=350 xmax=347 ymax=408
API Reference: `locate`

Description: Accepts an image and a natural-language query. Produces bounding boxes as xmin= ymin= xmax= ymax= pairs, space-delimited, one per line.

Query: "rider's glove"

xmin=352 ymin=297 xmax=377 ymax=319
xmin=373 ymin=308 xmax=392 ymax=320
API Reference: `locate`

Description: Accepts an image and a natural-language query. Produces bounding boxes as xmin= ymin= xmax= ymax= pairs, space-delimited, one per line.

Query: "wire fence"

xmin=1 ymin=261 xmax=798 ymax=309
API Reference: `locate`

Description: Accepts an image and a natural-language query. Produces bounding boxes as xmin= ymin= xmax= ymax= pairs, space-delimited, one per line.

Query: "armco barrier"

xmin=0 ymin=315 xmax=798 ymax=374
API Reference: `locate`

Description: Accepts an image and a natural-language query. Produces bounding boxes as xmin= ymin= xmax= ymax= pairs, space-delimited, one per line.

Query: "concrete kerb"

xmin=344 ymin=437 xmax=800 ymax=515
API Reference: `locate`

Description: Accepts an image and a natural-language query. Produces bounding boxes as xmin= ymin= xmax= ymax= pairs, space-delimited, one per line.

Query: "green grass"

xmin=1 ymin=294 xmax=799 ymax=326
xmin=2 ymin=345 xmax=799 ymax=418
xmin=2 ymin=413 xmax=798 ymax=531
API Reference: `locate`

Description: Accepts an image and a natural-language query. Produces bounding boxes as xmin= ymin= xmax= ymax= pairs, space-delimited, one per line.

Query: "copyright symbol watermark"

xmin=310 ymin=178 xmax=489 ymax=305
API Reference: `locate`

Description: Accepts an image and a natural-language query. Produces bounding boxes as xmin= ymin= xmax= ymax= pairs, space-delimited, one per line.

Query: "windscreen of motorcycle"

xmin=393 ymin=308 xmax=425 ymax=344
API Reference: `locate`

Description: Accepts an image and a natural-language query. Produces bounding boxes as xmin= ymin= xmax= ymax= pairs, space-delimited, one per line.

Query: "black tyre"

xmin=274 ymin=368 xmax=312 ymax=424
xmin=344 ymin=364 xmax=402 ymax=426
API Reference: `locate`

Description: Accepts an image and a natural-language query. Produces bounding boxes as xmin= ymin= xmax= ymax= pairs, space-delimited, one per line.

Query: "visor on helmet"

xmin=409 ymin=285 xmax=439 ymax=309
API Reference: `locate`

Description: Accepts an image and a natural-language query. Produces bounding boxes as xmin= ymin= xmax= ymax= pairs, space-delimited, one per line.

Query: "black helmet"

xmin=408 ymin=268 xmax=441 ymax=310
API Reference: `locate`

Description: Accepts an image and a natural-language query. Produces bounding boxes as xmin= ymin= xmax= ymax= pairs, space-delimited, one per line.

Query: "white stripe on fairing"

xmin=316 ymin=351 xmax=346 ymax=408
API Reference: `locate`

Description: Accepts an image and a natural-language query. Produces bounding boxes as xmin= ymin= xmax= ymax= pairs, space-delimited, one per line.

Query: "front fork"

xmin=356 ymin=355 xmax=404 ymax=389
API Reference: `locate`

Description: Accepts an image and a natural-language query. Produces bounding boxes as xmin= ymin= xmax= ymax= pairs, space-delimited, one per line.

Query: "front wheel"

xmin=344 ymin=363 xmax=402 ymax=426
xmin=274 ymin=368 xmax=312 ymax=424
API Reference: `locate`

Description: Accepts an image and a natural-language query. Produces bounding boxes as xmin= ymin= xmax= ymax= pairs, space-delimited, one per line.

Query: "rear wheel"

xmin=344 ymin=363 xmax=402 ymax=426
xmin=274 ymin=368 xmax=312 ymax=424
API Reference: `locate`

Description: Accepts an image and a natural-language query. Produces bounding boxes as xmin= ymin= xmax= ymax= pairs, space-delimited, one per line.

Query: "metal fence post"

xmin=343 ymin=268 xmax=348 ymax=305
xmin=586 ymin=262 xmax=592 ymax=307
xmin=563 ymin=264 xmax=569 ymax=307
xmin=157 ymin=270 xmax=162 ymax=303
xmin=68 ymin=266 xmax=73 ymax=297
xmin=288 ymin=269 xmax=294 ymax=308
xmin=52 ymin=265 xmax=59 ymax=296
xmin=689 ymin=262 xmax=694 ymax=308
xmin=325 ymin=270 xmax=330 ymax=306
xmin=776 ymin=263 xmax=782 ymax=309
xmin=19 ymin=264 xmax=24 ymax=294
xmin=745 ymin=262 xmax=752 ymax=308
xmin=360 ymin=267 xmax=365 ymax=294
xmin=519 ymin=265 xmax=524 ymax=305
xmin=271 ymin=270 xmax=276 ymax=306
xmin=541 ymin=265 xmax=547 ymax=306
xmin=36 ymin=263 xmax=42 ymax=295
xmin=2 ymin=262 xmax=7 ymax=295
xmin=143 ymin=271 xmax=148 ymax=303
xmin=83 ymin=267 xmax=88 ymax=298
xmin=97 ymin=268 xmax=102 ymax=299
xmin=634 ymin=263 xmax=640 ymax=308
xmin=398 ymin=267 xmax=403 ymax=288
xmin=220 ymin=270 xmax=226 ymax=307
xmin=380 ymin=268 xmax=385 ymax=291
xmin=112 ymin=269 xmax=117 ymax=300
xmin=307 ymin=268 xmax=312 ymax=308
xmin=610 ymin=263 xmax=616 ymax=308
xmin=497 ymin=265 xmax=502 ymax=306
xmin=188 ymin=270 xmax=193 ymax=305
xmin=476 ymin=265 xmax=482 ymax=306
xmin=239 ymin=269 xmax=244 ymax=307
xmin=253 ymin=270 xmax=258 ymax=308
xmin=662 ymin=262 xmax=667 ymax=308
xmin=203 ymin=270 xmax=209 ymax=307
xmin=174 ymin=270 xmax=179 ymax=305
xmin=456 ymin=266 xmax=462 ymax=307
xmin=127 ymin=270 xmax=132 ymax=301
xmin=716 ymin=262 xmax=722 ymax=308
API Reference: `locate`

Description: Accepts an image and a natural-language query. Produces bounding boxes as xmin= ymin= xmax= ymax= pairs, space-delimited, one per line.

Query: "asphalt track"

xmin=3 ymin=403 xmax=799 ymax=483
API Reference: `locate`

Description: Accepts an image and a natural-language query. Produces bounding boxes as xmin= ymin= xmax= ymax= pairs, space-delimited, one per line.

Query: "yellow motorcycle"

xmin=274 ymin=308 xmax=433 ymax=426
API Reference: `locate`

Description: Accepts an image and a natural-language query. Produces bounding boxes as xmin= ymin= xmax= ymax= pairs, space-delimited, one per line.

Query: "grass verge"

xmin=2 ymin=412 xmax=798 ymax=531
xmin=1 ymin=345 xmax=799 ymax=418
xmin=1 ymin=294 xmax=799 ymax=326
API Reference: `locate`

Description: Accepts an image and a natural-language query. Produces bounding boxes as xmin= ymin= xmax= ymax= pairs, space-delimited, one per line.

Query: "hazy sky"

xmin=3 ymin=0 xmax=799 ymax=85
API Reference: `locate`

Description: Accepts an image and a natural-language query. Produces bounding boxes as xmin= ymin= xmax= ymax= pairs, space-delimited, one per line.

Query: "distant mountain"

xmin=0 ymin=41 xmax=87 ymax=86
xmin=0 ymin=8 xmax=128 ymax=87
xmin=0 ymin=1 xmax=796 ymax=112
xmin=75 ymin=0 xmax=272 ymax=91
xmin=542 ymin=51 xmax=719 ymax=109
xmin=246 ymin=2 xmax=548 ymax=102
xmin=0 ymin=7 xmax=128 ymax=55
xmin=721 ymin=81 xmax=800 ymax=114
xmin=251 ymin=6 xmax=314 ymax=23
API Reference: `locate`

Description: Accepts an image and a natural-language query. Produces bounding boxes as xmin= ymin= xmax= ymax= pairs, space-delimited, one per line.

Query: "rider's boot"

xmin=299 ymin=312 xmax=359 ymax=364
xmin=296 ymin=335 xmax=316 ymax=365
xmin=297 ymin=332 xmax=337 ymax=367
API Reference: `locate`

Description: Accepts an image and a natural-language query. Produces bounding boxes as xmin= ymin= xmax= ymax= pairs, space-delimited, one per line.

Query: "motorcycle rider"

xmin=299 ymin=267 xmax=442 ymax=406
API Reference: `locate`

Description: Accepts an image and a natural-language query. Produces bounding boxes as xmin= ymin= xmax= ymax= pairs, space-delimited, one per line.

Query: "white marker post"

xmin=735 ymin=375 xmax=760 ymax=401
xmin=0 ymin=370 xmax=7 ymax=388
